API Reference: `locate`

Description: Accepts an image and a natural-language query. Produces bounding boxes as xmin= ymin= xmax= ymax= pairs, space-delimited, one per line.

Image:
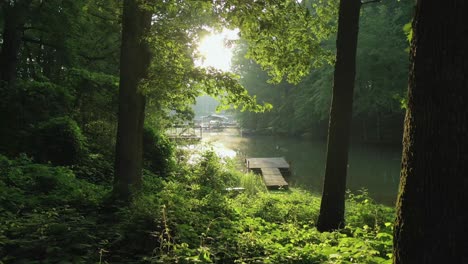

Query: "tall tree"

xmin=112 ymin=1 xmax=265 ymax=198
xmin=113 ymin=0 xmax=152 ymax=198
xmin=0 ymin=0 xmax=32 ymax=85
xmin=393 ymin=1 xmax=468 ymax=263
xmin=316 ymin=0 xmax=361 ymax=232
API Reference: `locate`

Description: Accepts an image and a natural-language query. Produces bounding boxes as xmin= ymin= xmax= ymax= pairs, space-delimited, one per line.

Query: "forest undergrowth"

xmin=0 ymin=150 xmax=394 ymax=263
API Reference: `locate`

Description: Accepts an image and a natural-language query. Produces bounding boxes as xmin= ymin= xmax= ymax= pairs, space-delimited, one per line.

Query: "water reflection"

xmin=202 ymin=128 xmax=402 ymax=205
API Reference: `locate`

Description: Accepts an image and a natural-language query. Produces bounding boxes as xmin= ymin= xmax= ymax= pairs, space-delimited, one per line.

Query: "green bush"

xmin=83 ymin=120 xmax=117 ymax=156
xmin=0 ymin=155 xmax=109 ymax=263
xmin=0 ymin=81 xmax=73 ymax=155
xmin=72 ymin=153 xmax=114 ymax=184
xmin=143 ymin=126 xmax=176 ymax=177
xmin=0 ymin=155 xmax=106 ymax=210
xmin=193 ymin=151 xmax=238 ymax=191
xmin=29 ymin=117 xmax=88 ymax=165
xmin=345 ymin=189 xmax=394 ymax=229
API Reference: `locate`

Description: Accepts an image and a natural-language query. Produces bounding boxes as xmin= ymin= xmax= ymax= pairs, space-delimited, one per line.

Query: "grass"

xmin=234 ymin=171 xmax=267 ymax=195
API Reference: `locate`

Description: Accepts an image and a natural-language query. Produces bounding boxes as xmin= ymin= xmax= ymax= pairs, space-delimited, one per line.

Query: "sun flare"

xmin=197 ymin=29 xmax=239 ymax=72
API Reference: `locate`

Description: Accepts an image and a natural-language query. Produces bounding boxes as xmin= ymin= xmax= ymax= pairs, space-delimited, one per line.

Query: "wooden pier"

xmin=246 ymin=157 xmax=289 ymax=189
xmin=167 ymin=126 xmax=202 ymax=142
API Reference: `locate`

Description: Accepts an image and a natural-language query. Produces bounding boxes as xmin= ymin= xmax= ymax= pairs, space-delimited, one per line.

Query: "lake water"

xmin=203 ymin=128 xmax=402 ymax=205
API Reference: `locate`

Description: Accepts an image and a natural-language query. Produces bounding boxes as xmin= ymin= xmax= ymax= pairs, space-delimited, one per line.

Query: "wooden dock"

xmin=167 ymin=126 xmax=202 ymax=142
xmin=246 ymin=157 xmax=289 ymax=189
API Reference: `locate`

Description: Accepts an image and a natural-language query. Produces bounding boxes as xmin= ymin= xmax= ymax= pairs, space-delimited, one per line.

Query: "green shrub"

xmin=1 ymin=207 xmax=102 ymax=263
xmin=0 ymin=155 xmax=106 ymax=211
xmin=83 ymin=120 xmax=117 ymax=156
xmin=345 ymin=189 xmax=394 ymax=229
xmin=29 ymin=117 xmax=88 ymax=165
xmin=72 ymin=153 xmax=114 ymax=184
xmin=0 ymin=81 xmax=73 ymax=155
xmin=191 ymin=151 xmax=239 ymax=191
xmin=231 ymin=189 xmax=320 ymax=225
xmin=0 ymin=155 xmax=109 ymax=263
xmin=143 ymin=126 xmax=176 ymax=177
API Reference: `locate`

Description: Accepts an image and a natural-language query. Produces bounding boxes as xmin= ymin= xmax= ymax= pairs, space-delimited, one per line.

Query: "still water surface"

xmin=203 ymin=128 xmax=402 ymax=205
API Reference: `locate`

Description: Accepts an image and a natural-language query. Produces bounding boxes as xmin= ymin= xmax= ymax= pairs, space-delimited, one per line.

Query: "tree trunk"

xmin=393 ymin=1 xmax=468 ymax=263
xmin=316 ymin=0 xmax=361 ymax=232
xmin=113 ymin=0 xmax=152 ymax=199
xmin=0 ymin=0 xmax=32 ymax=85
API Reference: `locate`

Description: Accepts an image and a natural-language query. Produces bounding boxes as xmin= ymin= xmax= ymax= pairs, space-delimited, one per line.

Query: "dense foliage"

xmin=234 ymin=1 xmax=412 ymax=142
xmin=0 ymin=0 xmax=120 ymax=163
xmin=0 ymin=153 xmax=394 ymax=263
xmin=143 ymin=126 xmax=176 ymax=178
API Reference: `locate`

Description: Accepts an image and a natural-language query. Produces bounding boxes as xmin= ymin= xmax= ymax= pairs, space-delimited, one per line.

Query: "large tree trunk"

xmin=316 ymin=0 xmax=361 ymax=232
xmin=113 ymin=0 xmax=152 ymax=199
xmin=0 ymin=0 xmax=32 ymax=85
xmin=393 ymin=1 xmax=468 ymax=263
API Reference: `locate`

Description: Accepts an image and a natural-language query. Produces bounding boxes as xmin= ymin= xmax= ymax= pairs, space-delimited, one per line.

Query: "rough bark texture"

xmin=393 ymin=1 xmax=468 ymax=263
xmin=317 ymin=0 xmax=361 ymax=232
xmin=113 ymin=0 xmax=152 ymax=199
xmin=0 ymin=0 xmax=32 ymax=85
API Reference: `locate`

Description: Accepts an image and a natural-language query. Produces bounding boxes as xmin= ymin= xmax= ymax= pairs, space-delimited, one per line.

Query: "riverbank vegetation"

xmin=0 ymin=151 xmax=394 ymax=263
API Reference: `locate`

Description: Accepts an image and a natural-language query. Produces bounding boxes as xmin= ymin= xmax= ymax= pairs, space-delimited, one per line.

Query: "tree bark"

xmin=393 ymin=1 xmax=468 ymax=263
xmin=317 ymin=0 xmax=361 ymax=232
xmin=113 ymin=0 xmax=152 ymax=199
xmin=0 ymin=0 xmax=32 ymax=85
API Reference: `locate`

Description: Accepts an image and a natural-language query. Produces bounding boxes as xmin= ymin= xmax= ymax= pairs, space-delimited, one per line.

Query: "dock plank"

xmin=246 ymin=157 xmax=289 ymax=189
xmin=246 ymin=157 xmax=289 ymax=169
xmin=261 ymin=168 xmax=288 ymax=188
